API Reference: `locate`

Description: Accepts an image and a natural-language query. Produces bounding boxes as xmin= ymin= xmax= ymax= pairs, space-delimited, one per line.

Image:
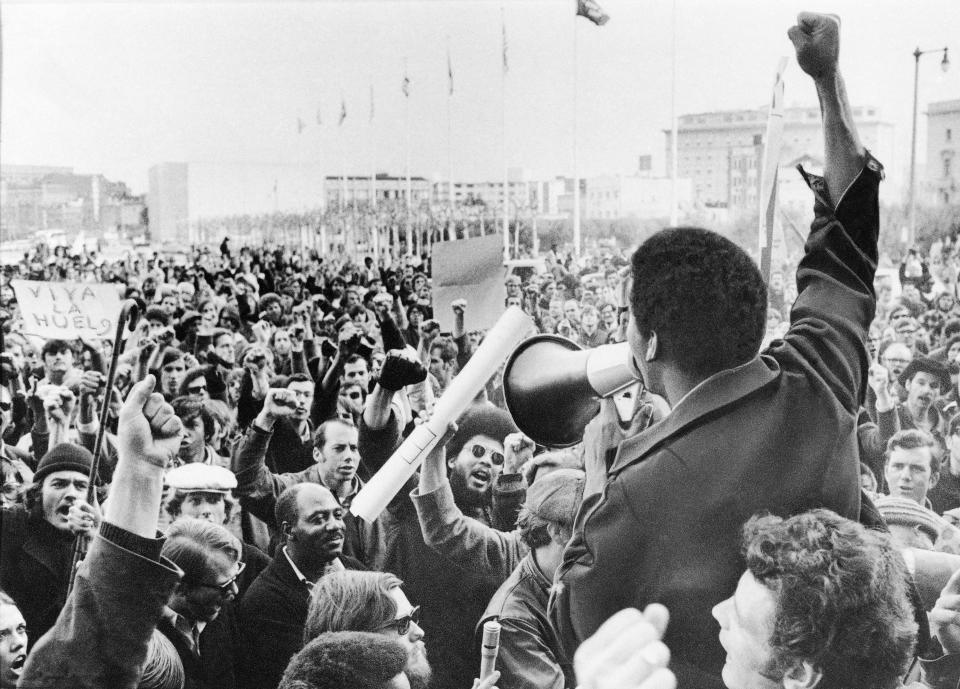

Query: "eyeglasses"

xmin=187 ymin=384 xmax=207 ymax=394
xmin=196 ymin=561 xmax=245 ymax=596
xmin=471 ymin=444 xmax=504 ymax=466
xmin=380 ymin=606 xmax=421 ymax=636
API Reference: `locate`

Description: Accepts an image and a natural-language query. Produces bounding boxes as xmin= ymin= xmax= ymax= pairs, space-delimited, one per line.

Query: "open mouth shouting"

xmin=468 ymin=466 xmax=492 ymax=489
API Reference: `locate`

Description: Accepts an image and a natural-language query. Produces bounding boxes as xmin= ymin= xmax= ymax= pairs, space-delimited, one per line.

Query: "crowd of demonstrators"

xmin=6 ymin=12 xmax=960 ymax=689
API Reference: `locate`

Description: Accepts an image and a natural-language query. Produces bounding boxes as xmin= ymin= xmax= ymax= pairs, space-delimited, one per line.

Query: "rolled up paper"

xmin=350 ymin=306 xmax=534 ymax=522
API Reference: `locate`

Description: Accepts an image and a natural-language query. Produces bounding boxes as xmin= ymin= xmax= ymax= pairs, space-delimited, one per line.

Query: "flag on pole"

xmin=339 ymin=97 xmax=347 ymax=126
xmin=501 ymin=13 xmax=508 ymax=73
xmin=297 ymin=117 xmax=306 ymax=134
xmin=447 ymin=48 xmax=454 ymax=95
xmin=402 ymin=71 xmax=410 ymax=98
xmin=576 ymin=0 xmax=610 ymax=26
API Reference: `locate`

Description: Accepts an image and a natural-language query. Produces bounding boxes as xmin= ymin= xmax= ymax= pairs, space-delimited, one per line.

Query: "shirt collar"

xmin=282 ymin=546 xmax=344 ymax=588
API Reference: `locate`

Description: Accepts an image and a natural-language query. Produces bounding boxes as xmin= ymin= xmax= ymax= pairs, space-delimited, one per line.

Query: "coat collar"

xmin=21 ymin=515 xmax=73 ymax=576
xmin=610 ymin=355 xmax=780 ymax=474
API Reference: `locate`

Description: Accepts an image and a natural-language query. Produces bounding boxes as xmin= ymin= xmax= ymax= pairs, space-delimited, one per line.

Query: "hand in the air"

xmin=117 ymin=374 xmax=184 ymax=469
xmin=787 ymin=12 xmax=840 ymax=79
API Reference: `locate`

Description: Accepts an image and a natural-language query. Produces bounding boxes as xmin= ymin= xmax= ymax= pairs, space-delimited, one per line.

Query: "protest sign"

xmin=432 ymin=233 xmax=507 ymax=332
xmin=11 ymin=280 xmax=122 ymax=339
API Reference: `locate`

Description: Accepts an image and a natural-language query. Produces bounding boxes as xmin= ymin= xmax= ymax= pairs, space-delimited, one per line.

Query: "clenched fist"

xmin=118 ymin=374 xmax=184 ymax=469
xmin=378 ymin=349 xmax=427 ymax=392
xmin=787 ymin=12 xmax=840 ymax=79
xmin=261 ymin=388 xmax=299 ymax=419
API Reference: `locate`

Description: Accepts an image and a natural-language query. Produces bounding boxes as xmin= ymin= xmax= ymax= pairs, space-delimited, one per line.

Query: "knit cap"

xmin=34 ymin=443 xmax=94 ymax=484
xmin=874 ymin=494 xmax=945 ymax=544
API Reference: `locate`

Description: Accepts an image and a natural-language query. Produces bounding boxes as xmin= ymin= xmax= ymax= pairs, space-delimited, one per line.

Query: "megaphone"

xmin=502 ymin=334 xmax=641 ymax=447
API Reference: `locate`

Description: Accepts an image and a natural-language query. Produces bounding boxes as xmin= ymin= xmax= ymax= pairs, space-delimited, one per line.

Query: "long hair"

xmin=303 ymin=571 xmax=403 ymax=644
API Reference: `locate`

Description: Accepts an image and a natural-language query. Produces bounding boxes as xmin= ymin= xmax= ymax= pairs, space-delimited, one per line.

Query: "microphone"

xmin=479 ymin=620 xmax=501 ymax=680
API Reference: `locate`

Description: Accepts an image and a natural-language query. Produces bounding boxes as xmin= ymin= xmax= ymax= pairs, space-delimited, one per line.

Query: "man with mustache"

xmin=0 ymin=443 xmax=99 ymax=646
xmin=890 ymin=359 xmax=951 ymax=453
xmin=237 ymin=483 xmax=366 ymax=689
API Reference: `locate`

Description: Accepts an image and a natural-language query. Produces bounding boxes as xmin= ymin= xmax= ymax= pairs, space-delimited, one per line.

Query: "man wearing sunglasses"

xmin=302 ymin=571 xmax=431 ymax=689
xmin=358 ymin=401 xmax=519 ymax=689
xmin=159 ymin=517 xmax=245 ymax=689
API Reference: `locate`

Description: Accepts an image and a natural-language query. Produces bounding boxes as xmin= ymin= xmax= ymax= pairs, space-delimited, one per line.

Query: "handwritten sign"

xmin=11 ymin=280 xmax=122 ymax=339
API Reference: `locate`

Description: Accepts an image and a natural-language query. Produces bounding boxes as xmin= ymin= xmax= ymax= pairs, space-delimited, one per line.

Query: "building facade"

xmin=926 ymin=99 xmax=960 ymax=205
xmin=1 ymin=165 xmax=142 ymax=240
xmin=664 ymin=105 xmax=896 ymax=209
xmin=324 ymin=174 xmax=431 ymax=208
xmin=147 ymin=161 xmax=328 ymax=244
xmin=584 ymin=174 xmax=691 ymax=220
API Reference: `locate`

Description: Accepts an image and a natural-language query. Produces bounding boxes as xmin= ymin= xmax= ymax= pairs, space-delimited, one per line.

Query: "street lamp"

xmin=908 ymin=46 xmax=950 ymax=247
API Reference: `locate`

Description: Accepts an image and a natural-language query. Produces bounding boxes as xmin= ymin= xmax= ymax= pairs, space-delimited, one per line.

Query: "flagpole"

xmin=501 ymin=6 xmax=509 ymax=262
xmin=669 ymin=0 xmax=679 ymax=227
xmin=572 ymin=14 xmax=581 ymax=259
xmin=447 ymin=37 xmax=454 ymax=221
xmin=370 ymin=80 xmax=379 ymax=264
xmin=402 ymin=58 xmax=412 ymax=259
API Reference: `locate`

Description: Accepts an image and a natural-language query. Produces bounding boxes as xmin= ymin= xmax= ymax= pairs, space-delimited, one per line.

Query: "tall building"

xmin=147 ymin=161 xmax=327 ymax=244
xmin=925 ymin=99 xmax=960 ymax=205
xmin=664 ymin=105 xmax=896 ymax=210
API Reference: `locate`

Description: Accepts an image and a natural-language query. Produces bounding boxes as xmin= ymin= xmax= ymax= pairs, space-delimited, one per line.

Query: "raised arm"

xmin=20 ymin=375 xmax=184 ymax=689
xmin=788 ymin=13 xmax=864 ymax=203
xmin=776 ymin=12 xmax=882 ymax=412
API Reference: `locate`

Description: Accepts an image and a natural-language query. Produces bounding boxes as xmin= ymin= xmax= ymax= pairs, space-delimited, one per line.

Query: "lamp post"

xmin=908 ymin=46 xmax=950 ymax=247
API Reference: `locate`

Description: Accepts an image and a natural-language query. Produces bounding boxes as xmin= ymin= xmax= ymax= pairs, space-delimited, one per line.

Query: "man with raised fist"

xmin=555 ymin=13 xmax=885 ymax=688
xmin=20 ymin=374 xmax=185 ymax=689
xmin=232 ymin=387 xmax=384 ymax=568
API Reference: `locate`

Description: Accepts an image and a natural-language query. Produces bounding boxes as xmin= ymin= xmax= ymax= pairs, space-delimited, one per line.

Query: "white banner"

xmin=11 ymin=280 xmax=122 ymax=340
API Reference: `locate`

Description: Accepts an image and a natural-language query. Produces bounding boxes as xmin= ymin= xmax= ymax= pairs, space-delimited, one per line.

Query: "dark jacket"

xmin=18 ymin=522 xmax=181 ymax=689
xmin=553 ymin=158 xmax=884 ymax=689
xmin=480 ymin=553 xmax=574 ymax=689
xmin=157 ymin=604 xmax=242 ymax=689
xmin=0 ymin=505 xmax=76 ymax=647
xmin=362 ymin=412 xmax=525 ymax=689
xmin=237 ymin=552 xmax=365 ymax=689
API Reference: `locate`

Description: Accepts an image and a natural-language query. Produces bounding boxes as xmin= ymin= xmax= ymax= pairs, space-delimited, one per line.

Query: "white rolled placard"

xmin=350 ymin=306 xmax=534 ymax=522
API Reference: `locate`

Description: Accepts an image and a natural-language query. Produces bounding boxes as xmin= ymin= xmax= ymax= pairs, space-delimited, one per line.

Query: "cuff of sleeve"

xmin=496 ymin=473 xmax=526 ymax=493
xmin=797 ymin=150 xmax=884 ymax=213
xmin=99 ymin=521 xmax=165 ymax=562
xmin=411 ymin=481 xmax=456 ymax=514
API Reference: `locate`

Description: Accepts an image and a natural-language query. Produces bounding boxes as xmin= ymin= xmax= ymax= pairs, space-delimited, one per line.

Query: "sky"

xmin=3 ymin=0 xmax=960 ymax=195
